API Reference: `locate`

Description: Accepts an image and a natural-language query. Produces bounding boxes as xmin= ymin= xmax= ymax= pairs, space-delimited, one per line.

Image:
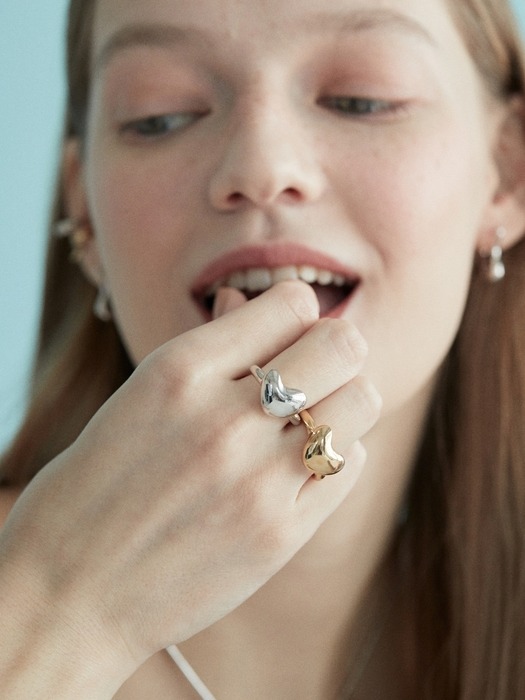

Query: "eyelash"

xmin=319 ymin=96 xmax=408 ymax=118
xmin=119 ymin=113 xmax=199 ymax=139
xmin=119 ymin=95 xmax=407 ymax=141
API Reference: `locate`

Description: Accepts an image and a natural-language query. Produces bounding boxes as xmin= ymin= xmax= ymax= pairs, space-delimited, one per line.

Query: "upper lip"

xmin=191 ymin=242 xmax=361 ymax=301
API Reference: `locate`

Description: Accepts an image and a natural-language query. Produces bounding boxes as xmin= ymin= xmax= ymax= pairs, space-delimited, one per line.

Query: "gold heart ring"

xmin=250 ymin=366 xmax=345 ymax=480
xmin=298 ymin=410 xmax=345 ymax=480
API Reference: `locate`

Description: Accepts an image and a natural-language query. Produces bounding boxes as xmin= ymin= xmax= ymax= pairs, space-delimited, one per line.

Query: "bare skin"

xmin=2 ymin=0 xmax=525 ymax=696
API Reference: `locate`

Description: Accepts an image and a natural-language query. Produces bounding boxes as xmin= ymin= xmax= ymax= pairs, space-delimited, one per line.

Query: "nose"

xmin=208 ymin=96 xmax=327 ymax=211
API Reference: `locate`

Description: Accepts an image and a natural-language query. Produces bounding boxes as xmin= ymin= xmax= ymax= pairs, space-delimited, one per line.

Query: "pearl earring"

xmin=55 ymin=219 xmax=112 ymax=322
xmin=94 ymin=284 xmax=112 ymax=322
xmin=486 ymin=226 xmax=506 ymax=283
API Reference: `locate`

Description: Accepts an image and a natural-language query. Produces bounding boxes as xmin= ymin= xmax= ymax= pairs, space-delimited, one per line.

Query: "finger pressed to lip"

xmin=252 ymin=316 xmax=369 ymax=409
xmin=197 ymin=280 xmax=321 ymax=375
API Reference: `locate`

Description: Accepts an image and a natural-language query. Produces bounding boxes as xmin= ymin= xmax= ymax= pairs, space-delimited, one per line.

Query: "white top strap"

xmin=166 ymin=645 xmax=217 ymax=700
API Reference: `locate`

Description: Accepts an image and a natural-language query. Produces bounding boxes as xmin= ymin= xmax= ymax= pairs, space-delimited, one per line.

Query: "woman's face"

xmin=78 ymin=0 xmax=504 ymax=417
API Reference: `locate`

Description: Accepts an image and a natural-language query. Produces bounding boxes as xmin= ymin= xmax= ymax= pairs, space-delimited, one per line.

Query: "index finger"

xmin=181 ymin=281 xmax=320 ymax=376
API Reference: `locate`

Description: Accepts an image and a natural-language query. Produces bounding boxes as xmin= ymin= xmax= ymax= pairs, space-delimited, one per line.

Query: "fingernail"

xmin=212 ymin=287 xmax=247 ymax=319
xmin=212 ymin=288 xmax=228 ymax=320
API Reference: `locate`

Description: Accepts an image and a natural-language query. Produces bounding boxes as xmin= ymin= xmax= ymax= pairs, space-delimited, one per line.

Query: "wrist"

xmin=0 ymin=558 xmax=138 ymax=698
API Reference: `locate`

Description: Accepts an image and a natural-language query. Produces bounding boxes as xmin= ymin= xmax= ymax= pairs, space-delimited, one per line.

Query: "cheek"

xmin=83 ymin=147 xmax=204 ymax=361
xmin=336 ymin=111 xmax=495 ymax=302
xmin=347 ymin=126 xmax=488 ymax=260
xmin=336 ymin=119 xmax=494 ymax=412
xmin=87 ymin=146 xmax=191 ymax=247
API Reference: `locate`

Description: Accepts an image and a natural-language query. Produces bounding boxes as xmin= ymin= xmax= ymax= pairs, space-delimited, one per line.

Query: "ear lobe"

xmin=62 ymin=139 xmax=105 ymax=287
xmin=482 ymin=97 xmax=525 ymax=252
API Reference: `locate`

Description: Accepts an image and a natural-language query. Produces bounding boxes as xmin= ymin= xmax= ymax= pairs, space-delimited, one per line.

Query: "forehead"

xmin=91 ymin=0 xmax=462 ymax=62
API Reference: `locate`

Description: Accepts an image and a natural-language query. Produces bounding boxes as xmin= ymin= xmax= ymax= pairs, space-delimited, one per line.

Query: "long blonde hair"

xmin=2 ymin=1 xmax=525 ymax=697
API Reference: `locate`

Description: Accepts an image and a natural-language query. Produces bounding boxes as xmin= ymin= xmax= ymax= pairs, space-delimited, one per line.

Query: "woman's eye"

xmin=320 ymin=96 xmax=402 ymax=117
xmin=119 ymin=113 xmax=198 ymax=139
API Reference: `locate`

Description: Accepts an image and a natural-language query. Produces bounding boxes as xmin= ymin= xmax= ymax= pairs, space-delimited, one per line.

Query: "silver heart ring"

xmin=250 ymin=366 xmax=307 ymax=419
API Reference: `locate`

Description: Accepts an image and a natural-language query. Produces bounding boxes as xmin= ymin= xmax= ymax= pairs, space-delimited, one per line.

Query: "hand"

xmin=0 ymin=281 xmax=380 ymax=684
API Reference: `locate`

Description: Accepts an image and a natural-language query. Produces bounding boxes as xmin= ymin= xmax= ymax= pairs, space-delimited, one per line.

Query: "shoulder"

xmin=0 ymin=488 xmax=23 ymax=528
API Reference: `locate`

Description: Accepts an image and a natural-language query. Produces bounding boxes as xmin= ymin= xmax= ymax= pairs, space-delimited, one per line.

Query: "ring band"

xmin=250 ymin=366 xmax=345 ymax=480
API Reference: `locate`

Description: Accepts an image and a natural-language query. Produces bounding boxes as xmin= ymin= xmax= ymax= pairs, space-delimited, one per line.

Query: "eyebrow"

xmin=94 ymin=8 xmax=437 ymax=73
xmin=307 ymin=8 xmax=437 ymax=46
xmin=94 ymin=24 xmax=189 ymax=73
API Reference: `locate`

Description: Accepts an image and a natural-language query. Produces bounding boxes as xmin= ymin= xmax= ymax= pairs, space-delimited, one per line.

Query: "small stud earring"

xmin=94 ymin=284 xmax=112 ymax=322
xmin=53 ymin=219 xmax=76 ymax=237
xmin=486 ymin=226 xmax=506 ymax=283
xmin=53 ymin=218 xmax=90 ymax=262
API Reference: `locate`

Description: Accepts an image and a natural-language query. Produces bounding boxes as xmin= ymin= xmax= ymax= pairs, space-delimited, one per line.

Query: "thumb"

xmin=212 ymin=287 xmax=248 ymax=319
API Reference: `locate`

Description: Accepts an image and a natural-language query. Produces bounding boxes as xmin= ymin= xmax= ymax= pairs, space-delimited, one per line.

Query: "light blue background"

xmin=1 ymin=1 xmax=525 ymax=452
xmin=1 ymin=1 xmax=70 ymax=450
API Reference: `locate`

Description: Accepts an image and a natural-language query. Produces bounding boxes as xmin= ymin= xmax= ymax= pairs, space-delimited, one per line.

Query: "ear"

xmin=62 ymin=139 xmax=105 ymax=287
xmin=478 ymin=97 xmax=525 ymax=253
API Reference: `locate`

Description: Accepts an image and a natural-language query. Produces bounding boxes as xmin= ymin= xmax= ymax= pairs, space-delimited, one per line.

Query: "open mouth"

xmin=194 ymin=264 xmax=359 ymax=317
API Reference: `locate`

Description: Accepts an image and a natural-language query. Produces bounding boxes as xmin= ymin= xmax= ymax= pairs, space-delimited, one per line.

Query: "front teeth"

xmin=207 ymin=265 xmax=347 ymax=296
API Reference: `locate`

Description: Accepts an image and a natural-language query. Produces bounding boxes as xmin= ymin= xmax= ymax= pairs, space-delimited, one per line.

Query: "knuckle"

xmin=145 ymin=342 xmax=210 ymax=407
xmin=339 ymin=441 xmax=368 ymax=486
xmin=350 ymin=376 xmax=383 ymax=427
xmin=234 ymin=479 xmax=298 ymax=558
xmin=321 ymin=319 xmax=368 ymax=371
xmin=205 ymin=411 xmax=255 ymax=470
xmin=349 ymin=440 xmax=367 ymax=470
xmin=252 ymin=513 xmax=297 ymax=559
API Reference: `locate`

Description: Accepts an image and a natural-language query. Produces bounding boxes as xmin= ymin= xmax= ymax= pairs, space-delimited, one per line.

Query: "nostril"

xmin=237 ymin=186 xmax=303 ymax=207
xmin=227 ymin=192 xmax=244 ymax=205
xmin=282 ymin=186 xmax=305 ymax=203
xmin=219 ymin=183 xmax=308 ymax=210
